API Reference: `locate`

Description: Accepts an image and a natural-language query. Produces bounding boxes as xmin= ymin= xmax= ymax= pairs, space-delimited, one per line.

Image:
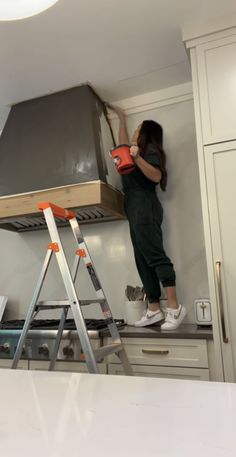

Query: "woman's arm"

xmin=135 ymin=155 xmax=162 ymax=183
xmin=106 ymin=104 xmax=129 ymax=144
xmin=130 ymin=145 xmax=162 ymax=183
xmin=118 ymin=113 xmax=129 ymax=144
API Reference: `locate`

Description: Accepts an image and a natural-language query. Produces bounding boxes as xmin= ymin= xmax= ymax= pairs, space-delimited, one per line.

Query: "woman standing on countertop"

xmin=108 ymin=105 xmax=186 ymax=329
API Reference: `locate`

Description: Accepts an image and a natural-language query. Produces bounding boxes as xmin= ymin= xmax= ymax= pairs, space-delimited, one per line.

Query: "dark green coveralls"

xmin=122 ymin=145 xmax=176 ymax=303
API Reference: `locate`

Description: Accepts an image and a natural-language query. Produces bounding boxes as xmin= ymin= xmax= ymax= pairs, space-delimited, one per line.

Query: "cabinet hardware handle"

xmin=142 ymin=349 xmax=169 ymax=355
xmin=216 ymin=261 xmax=229 ymax=343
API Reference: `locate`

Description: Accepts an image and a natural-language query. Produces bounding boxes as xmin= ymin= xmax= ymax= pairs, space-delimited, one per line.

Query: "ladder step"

xmin=93 ymin=343 xmax=123 ymax=361
xmin=80 ymin=299 xmax=106 ymax=306
xmin=36 ymin=299 xmax=106 ymax=310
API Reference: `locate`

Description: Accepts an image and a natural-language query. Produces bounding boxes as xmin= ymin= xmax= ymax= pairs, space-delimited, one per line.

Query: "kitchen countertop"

xmin=0 ymin=369 xmax=235 ymax=457
xmin=117 ymin=323 xmax=213 ymax=339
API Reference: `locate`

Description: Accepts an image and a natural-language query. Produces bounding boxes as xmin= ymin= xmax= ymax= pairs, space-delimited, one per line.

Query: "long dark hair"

xmin=137 ymin=120 xmax=167 ymax=191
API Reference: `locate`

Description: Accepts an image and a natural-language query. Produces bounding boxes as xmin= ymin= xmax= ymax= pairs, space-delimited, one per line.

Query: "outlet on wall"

xmin=194 ymin=299 xmax=212 ymax=326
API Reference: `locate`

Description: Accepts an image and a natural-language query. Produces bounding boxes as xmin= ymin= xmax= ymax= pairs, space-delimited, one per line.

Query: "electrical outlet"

xmin=194 ymin=299 xmax=212 ymax=325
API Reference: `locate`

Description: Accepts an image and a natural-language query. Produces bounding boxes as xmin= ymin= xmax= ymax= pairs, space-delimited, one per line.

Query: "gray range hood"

xmin=0 ymin=85 xmax=125 ymax=231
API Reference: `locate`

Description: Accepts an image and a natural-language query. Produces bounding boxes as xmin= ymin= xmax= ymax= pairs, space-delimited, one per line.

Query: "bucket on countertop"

xmin=124 ymin=300 xmax=147 ymax=326
xmin=110 ymin=144 xmax=135 ymax=175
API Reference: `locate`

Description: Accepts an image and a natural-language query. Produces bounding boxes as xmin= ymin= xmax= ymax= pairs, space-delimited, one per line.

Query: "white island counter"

xmin=0 ymin=369 xmax=235 ymax=457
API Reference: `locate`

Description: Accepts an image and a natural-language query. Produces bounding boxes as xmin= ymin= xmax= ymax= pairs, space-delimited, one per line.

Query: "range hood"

xmin=0 ymin=85 xmax=125 ymax=231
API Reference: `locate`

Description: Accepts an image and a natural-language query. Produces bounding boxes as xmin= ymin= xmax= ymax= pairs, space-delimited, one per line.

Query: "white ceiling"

xmin=0 ymin=0 xmax=236 ymax=129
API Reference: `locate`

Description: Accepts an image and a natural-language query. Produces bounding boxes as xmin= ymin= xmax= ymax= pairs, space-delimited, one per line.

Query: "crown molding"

xmin=108 ymin=82 xmax=193 ymax=118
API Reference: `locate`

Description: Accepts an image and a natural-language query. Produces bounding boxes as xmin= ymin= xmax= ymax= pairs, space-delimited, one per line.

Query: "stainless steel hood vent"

xmin=0 ymin=206 xmax=114 ymax=232
xmin=0 ymin=85 xmax=124 ymax=231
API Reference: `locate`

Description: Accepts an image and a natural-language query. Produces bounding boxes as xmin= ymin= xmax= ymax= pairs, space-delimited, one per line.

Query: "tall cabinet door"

xmin=196 ymin=35 xmax=236 ymax=145
xmin=205 ymin=141 xmax=236 ymax=381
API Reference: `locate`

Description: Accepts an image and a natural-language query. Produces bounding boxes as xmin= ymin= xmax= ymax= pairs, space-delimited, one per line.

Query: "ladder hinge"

xmin=76 ymin=249 xmax=86 ymax=257
xmin=48 ymin=242 xmax=60 ymax=252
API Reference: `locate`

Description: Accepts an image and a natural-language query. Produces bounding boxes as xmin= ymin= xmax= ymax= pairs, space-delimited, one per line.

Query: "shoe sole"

xmin=161 ymin=307 xmax=187 ymax=331
xmin=135 ymin=314 xmax=165 ymax=327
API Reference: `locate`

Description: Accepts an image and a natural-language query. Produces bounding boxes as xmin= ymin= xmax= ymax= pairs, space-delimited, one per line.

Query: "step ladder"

xmin=12 ymin=201 xmax=133 ymax=375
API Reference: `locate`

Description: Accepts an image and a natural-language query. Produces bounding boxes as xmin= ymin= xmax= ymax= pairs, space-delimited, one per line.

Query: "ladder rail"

xmin=12 ymin=248 xmax=53 ymax=369
xmin=69 ymin=217 xmax=122 ymax=343
xmin=49 ymin=251 xmax=81 ymax=370
xmin=49 ymin=307 xmax=68 ymax=371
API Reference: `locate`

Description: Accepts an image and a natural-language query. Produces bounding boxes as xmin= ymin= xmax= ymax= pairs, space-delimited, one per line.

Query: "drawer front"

xmin=29 ymin=360 xmax=107 ymax=374
xmin=108 ymin=338 xmax=208 ymax=368
xmin=108 ymin=363 xmax=209 ymax=381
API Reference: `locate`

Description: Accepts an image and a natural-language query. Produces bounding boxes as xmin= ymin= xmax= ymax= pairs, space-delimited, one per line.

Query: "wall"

xmin=0 ymin=83 xmax=209 ymax=322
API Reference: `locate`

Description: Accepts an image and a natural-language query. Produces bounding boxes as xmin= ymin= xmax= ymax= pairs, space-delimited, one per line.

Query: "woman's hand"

xmin=105 ymin=103 xmax=125 ymax=120
xmin=106 ymin=103 xmax=129 ymax=144
xmin=130 ymin=145 xmax=140 ymax=158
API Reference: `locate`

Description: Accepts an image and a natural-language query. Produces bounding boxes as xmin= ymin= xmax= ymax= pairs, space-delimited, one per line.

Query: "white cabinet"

xmin=108 ymin=338 xmax=209 ymax=381
xmin=193 ymin=35 xmax=236 ymax=144
xmin=185 ymin=20 xmax=236 ymax=381
xmin=109 ymin=338 xmax=208 ymax=367
xmin=108 ymin=364 xmax=209 ymax=381
xmin=204 ymin=141 xmax=236 ymax=380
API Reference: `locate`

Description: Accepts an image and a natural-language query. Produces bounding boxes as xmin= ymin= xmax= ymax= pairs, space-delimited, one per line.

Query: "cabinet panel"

xmin=29 ymin=360 xmax=107 ymax=374
xmin=197 ymin=36 xmax=236 ymax=144
xmin=108 ymin=338 xmax=208 ymax=368
xmin=0 ymin=359 xmax=28 ymax=370
xmin=205 ymin=141 xmax=236 ymax=381
xmin=108 ymin=364 xmax=209 ymax=381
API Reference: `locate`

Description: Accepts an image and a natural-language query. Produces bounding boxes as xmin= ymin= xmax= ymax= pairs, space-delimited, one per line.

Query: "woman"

xmin=109 ymin=105 xmax=186 ymax=329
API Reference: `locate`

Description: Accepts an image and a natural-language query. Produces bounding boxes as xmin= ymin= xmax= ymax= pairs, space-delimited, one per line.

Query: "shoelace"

xmin=165 ymin=309 xmax=175 ymax=321
xmin=143 ymin=310 xmax=160 ymax=320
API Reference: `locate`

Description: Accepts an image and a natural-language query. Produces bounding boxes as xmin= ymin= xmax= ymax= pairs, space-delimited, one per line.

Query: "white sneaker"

xmin=161 ymin=304 xmax=186 ymax=330
xmin=135 ymin=309 xmax=164 ymax=327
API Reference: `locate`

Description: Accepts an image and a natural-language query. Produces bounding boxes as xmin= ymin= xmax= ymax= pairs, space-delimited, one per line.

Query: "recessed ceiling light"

xmin=0 ymin=0 xmax=59 ymax=21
